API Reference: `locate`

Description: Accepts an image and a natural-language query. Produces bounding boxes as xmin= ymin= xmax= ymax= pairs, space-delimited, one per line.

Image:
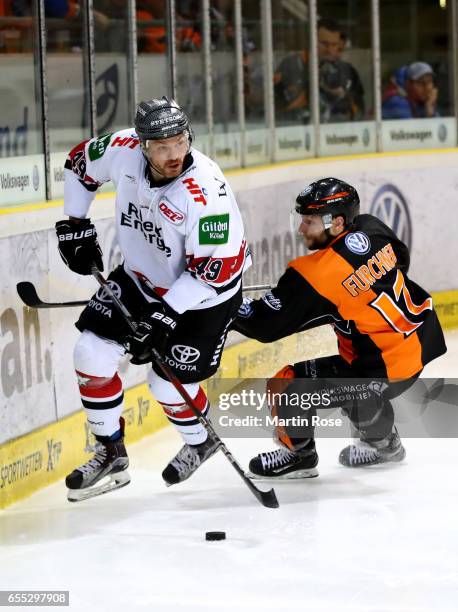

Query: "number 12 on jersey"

xmin=370 ymin=269 xmax=432 ymax=336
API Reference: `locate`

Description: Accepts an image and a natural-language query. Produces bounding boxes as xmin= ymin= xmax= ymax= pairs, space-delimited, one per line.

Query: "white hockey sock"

xmin=77 ymin=370 xmax=124 ymax=438
xmin=73 ymin=331 xmax=126 ymax=438
xmin=148 ymin=370 xmax=209 ymax=445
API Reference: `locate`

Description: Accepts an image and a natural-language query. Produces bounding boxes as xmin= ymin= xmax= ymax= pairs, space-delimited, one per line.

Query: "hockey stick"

xmin=16 ymin=282 xmax=89 ymax=309
xmin=91 ymin=267 xmax=279 ymax=509
xmin=243 ymin=284 xmax=271 ymax=292
xmin=16 ymin=281 xmax=272 ymax=310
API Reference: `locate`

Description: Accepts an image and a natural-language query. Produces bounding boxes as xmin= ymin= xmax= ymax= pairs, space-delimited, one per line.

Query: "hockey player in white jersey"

xmin=55 ymin=97 xmax=249 ymax=501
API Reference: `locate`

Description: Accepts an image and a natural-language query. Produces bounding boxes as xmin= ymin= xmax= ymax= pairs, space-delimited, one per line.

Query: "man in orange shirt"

xmin=233 ymin=178 xmax=446 ymax=478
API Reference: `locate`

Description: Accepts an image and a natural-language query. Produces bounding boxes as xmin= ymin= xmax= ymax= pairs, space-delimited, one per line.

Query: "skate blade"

xmin=247 ymin=467 xmax=319 ymax=481
xmin=67 ymin=471 xmax=131 ymax=502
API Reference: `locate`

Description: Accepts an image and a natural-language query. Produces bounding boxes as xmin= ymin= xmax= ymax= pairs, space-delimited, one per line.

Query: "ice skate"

xmin=248 ymin=440 xmax=319 ymax=480
xmin=66 ymin=424 xmax=130 ymax=502
xmin=339 ymin=426 xmax=406 ymax=467
xmin=162 ymin=435 xmax=220 ymax=486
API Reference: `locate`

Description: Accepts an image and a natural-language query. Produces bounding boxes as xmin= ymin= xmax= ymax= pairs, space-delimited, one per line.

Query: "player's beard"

xmin=165 ymin=159 xmax=185 ymax=176
xmin=150 ymin=158 xmax=185 ymax=180
xmin=304 ymin=230 xmax=333 ymax=250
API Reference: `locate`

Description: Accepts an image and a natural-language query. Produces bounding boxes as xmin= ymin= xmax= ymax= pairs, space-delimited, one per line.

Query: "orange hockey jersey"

xmin=236 ymin=215 xmax=446 ymax=380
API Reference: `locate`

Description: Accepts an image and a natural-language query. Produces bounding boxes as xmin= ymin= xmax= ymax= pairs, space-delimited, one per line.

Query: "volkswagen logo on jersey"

xmin=370 ymin=184 xmax=412 ymax=250
xmin=171 ymin=345 xmax=201 ymax=364
xmin=96 ymin=281 xmax=122 ymax=303
xmin=345 ymin=232 xmax=371 ymax=255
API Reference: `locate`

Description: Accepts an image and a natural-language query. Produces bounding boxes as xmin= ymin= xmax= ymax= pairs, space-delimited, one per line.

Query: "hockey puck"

xmin=205 ymin=531 xmax=226 ymax=541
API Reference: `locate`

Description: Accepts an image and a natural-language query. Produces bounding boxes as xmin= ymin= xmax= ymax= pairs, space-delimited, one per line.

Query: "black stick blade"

xmin=251 ymin=484 xmax=279 ymax=509
xmin=17 ymin=282 xmax=42 ymax=307
xmin=16 ymin=282 xmax=88 ymax=309
xmin=259 ymin=489 xmax=280 ymax=508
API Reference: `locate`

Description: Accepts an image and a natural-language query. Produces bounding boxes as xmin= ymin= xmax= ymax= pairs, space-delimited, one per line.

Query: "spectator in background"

xmin=135 ymin=0 xmax=213 ymax=54
xmin=0 ymin=0 xmax=32 ymax=52
xmin=382 ymin=61 xmax=439 ymax=119
xmin=318 ymin=19 xmax=365 ymax=123
xmin=274 ymin=18 xmax=365 ymax=124
xmin=137 ymin=1 xmax=166 ymax=53
xmin=176 ymin=0 xmax=201 ymax=51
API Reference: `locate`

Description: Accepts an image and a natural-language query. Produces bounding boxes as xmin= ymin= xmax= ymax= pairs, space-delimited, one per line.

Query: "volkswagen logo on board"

xmin=370 ymin=184 xmax=412 ymax=250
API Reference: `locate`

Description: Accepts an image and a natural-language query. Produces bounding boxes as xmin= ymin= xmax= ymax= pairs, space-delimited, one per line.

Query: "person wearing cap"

xmin=382 ymin=61 xmax=439 ymax=119
xmin=55 ymin=96 xmax=250 ymax=501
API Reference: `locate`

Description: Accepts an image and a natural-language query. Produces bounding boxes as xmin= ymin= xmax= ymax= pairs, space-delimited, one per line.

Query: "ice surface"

xmin=1 ymin=331 xmax=457 ymax=612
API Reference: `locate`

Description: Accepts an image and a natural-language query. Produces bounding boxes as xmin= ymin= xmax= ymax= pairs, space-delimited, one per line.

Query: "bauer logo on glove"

xmin=57 ymin=227 xmax=97 ymax=241
xmin=126 ymin=302 xmax=178 ymax=364
xmin=55 ymin=217 xmax=104 ymax=275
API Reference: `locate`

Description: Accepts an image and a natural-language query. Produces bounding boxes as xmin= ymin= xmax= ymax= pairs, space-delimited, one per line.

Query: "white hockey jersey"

xmin=63 ymin=128 xmax=250 ymax=314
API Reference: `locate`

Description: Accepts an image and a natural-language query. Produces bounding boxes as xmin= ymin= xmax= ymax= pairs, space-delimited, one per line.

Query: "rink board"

xmin=431 ymin=290 xmax=458 ymax=330
xmin=0 ymin=331 xmax=324 ymax=509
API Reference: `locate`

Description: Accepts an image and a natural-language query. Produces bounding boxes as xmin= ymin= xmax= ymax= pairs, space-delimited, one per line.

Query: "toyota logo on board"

xmin=171 ymin=345 xmax=201 ymax=364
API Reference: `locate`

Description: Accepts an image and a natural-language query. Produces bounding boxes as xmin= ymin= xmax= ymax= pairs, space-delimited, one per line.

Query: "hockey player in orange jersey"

xmin=233 ymin=177 xmax=446 ymax=478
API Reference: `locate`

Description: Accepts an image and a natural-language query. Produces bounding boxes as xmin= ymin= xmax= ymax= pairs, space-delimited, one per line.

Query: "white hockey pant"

xmin=73 ymin=330 xmax=209 ymax=444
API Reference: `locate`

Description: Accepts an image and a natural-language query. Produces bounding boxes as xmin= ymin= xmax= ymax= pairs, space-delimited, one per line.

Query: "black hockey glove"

xmin=55 ymin=218 xmax=104 ymax=275
xmin=126 ymin=302 xmax=178 ymax=365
